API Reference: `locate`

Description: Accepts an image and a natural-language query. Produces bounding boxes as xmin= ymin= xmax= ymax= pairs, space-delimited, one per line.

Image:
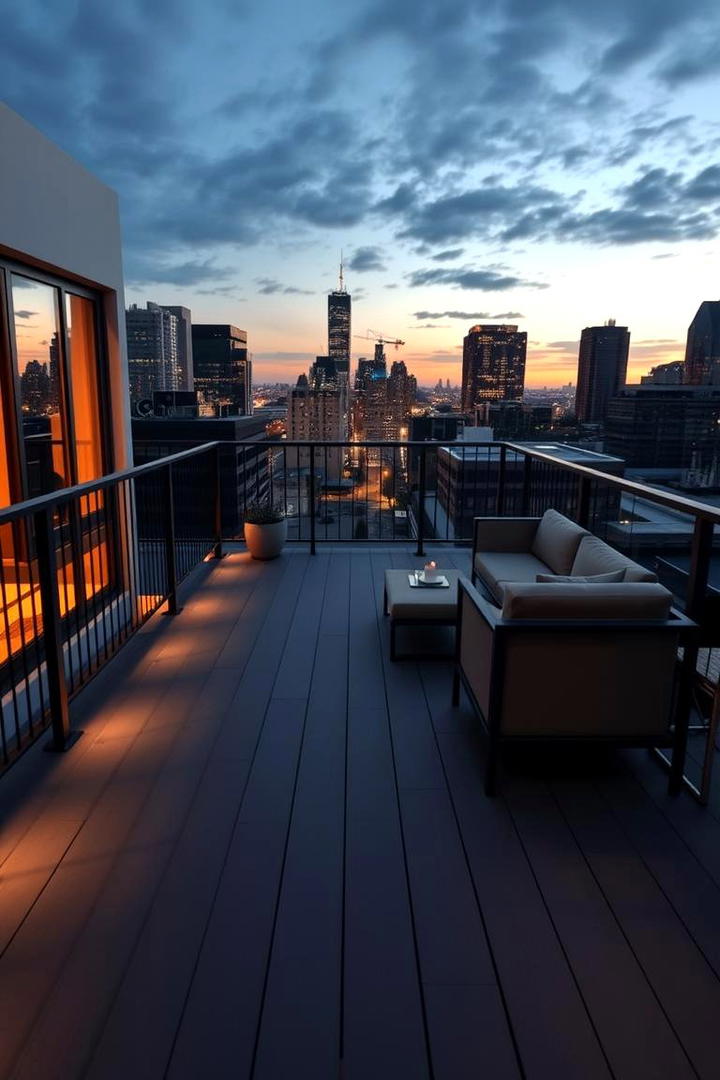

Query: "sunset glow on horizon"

xmin=2 ymin=0 xmax=719 ymax=391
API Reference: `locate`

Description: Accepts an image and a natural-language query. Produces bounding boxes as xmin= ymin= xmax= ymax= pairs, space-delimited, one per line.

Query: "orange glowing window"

xmin=66 ymin=293 xmax=104 ymax=484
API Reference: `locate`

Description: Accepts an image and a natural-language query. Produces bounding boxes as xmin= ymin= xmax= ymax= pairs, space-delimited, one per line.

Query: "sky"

xmin=2 ymin=0 xmax=720 ymax=388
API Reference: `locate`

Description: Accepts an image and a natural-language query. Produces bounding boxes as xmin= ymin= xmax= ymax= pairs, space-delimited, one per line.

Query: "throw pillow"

xmin=536 ymin=569 xmax=626 ymax=583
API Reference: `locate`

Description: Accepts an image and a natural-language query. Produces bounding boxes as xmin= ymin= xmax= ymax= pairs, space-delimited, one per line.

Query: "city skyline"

xmin=3 ymin=2 xmax=720 ymax=386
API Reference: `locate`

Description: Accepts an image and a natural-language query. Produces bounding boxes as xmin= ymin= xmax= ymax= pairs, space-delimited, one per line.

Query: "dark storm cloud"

xmin=348 ymin=247 xmax=385 ymax=272
xmin=255 ymin=278 xmax=314 ymax=296
xmin=408 ymin=267 xmax=547 ymax=291
xmin=14 ymin=310 xmax=37 ymax=319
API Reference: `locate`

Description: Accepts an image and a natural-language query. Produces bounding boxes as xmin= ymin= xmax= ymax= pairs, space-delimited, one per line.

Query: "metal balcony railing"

xmin=3 ymin=437 xmax=720 ymax=795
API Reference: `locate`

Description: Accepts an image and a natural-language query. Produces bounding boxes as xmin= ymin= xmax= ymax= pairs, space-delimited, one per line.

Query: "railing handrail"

xmin=503 ymin=442 xmax=720 ymax=525
xmin=136 ymin=436 xmax=720 ymax=526
xmin=0 ymin=442 xmax=219 ymax=526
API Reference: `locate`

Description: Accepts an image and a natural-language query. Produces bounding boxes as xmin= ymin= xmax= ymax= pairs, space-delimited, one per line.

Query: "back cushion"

xmin=530 ymin=509 xmax=589 ymax=574
xmin=502 ymin=582 xmax=673 ymax=620
xmin=571 ymin=535 xmax=657 ymax=582
xmin=536 ymin=569 xmax=625 ymax=584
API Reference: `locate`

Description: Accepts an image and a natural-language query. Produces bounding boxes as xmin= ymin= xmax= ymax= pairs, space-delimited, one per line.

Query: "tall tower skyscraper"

xmin=192 ymin=324 xmax=251 ymax=415
xmin=328 ymin=258 xmax=351 ymax=376
xmin=575 ymin=320 xmax=630 ymax=423
xmin=161 ymin=305 xmax=194 ymax=391
xmin=684 ymin=301 xmax=720 ymax=386
xmin=126 ymin=302 xmax=180 ymax=404
xmin=461 ymin=324 xmax=526 ymax=413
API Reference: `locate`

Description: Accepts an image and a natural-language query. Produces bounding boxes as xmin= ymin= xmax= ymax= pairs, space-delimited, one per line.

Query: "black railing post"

xmin=521 ymin=454 xmax=532 ymax=515
xmin=164 ymin=462 xmax=179 ymax=614
xmin=309 ymin=444 xmax=316 ymax=555
xmin=670 ymin=517 xmax=713 ymax=795
xmin=416 ymin=445 xmax=426 ymax=557
xmin=213 ymin=443 xmax=223 ymax=559
xmin=496 ymin=444 xmax=507 ymax=517
xmin=577 ymin=475 xmax=591 ymax=529
xmin=33 ymin=506 xmax=72 ymax=751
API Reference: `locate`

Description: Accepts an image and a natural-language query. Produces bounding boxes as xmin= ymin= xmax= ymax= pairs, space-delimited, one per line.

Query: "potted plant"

xmin=243 ymin=502 xmax=287 ymax=560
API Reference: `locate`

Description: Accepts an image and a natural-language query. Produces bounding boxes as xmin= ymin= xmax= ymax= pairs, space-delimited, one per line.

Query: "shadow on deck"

xmin=1 ymin=545 xmax=720 ymax=1079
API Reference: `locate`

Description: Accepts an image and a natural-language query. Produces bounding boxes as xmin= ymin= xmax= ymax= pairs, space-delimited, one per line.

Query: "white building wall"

xmin=0 ymin=103 xmax=131 ymax=468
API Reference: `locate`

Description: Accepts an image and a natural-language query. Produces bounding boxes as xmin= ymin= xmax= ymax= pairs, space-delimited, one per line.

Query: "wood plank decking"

xmin=1 ymin=546 xmax=720 ymax=1079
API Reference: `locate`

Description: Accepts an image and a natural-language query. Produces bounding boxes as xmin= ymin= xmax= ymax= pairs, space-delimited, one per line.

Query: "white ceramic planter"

xmin=244 ymin=519 xmax=287 ymax=560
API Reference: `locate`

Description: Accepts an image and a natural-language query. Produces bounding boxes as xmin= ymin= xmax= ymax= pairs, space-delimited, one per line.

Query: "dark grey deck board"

xmin=435 ymin=727 xmax=612 ymax=1079
xmin=507 ymin=779 xmax=696 ymax=1079
xmin=85 ymin=557 xmax=314 ymax=1078
xmin=3 ymin=547 xmax=720 ymax=1079
xmin=252 ymin=562 xmax=349 ymax=1077
xmin=552 ymin=778 xmax=720 ymax=1079
xmin=343 ymin=553 xmax=430 ymax=1078
xmin=598 ymin=770 xmax=720 ymax=981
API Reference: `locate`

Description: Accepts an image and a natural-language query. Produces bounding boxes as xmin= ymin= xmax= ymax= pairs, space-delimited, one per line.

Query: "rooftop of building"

xmin=2 ymin=544 xmax=720 ymax=1078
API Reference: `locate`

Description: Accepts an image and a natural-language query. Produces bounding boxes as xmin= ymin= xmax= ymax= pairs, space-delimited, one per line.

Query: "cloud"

xmin=126 ymin=256 xmax=235 ymax=287
xmin=407 ymin=267 xmax=547 ymax=291
xmin=255 ymin=278 xmax=314 ymax=295
xmin=413 ymin=310 xmax=490 ymax=320
xmin=348 ymin=246 xmax=385 ymax=272
xmin=492 ymin=311 xmax=525 ymax=318
xmin=430 ymin=248 xmax=464 ymax=262
xmin=14 ymin=310 xmax=37 ymax=319
xmin=411 ymin=323 xmax=450 ymax=329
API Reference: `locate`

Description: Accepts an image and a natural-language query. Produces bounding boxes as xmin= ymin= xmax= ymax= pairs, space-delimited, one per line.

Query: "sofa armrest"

xmin=473 ymin=517 xmax=541 ymax=555
xmin=459 ymin=576 xmax=502 ymax=629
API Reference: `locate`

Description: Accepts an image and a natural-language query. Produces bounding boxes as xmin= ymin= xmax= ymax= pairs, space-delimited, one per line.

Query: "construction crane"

xmin=354 ymin=329 xmax=405 ymax=350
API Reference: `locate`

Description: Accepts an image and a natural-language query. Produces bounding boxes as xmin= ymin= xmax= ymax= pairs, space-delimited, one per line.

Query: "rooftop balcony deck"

xmin=2 ymin=544 xmax=720 ymax=1079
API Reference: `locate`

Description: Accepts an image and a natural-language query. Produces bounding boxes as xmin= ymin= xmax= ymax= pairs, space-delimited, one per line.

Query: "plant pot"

xmin=244 ymin=519 xmax=287 ymax=560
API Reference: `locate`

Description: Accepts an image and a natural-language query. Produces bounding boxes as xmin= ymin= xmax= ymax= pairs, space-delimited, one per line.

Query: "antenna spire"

xmin=339 ymin=251 xmax=344 ymax=292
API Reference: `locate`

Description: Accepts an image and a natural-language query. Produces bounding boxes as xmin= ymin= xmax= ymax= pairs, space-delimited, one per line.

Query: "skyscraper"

xmin=684 ymin=301 xmax=720 ymax=386
xmin=161 ymin=305 xmax=194 ymax=391
xmin=461 ymin=324 xmax=527 ymax=413
xmin=575 ymin=320 xmax=630 ymax=424
xmin=328 ymin=259 xmax=351 ymax=375
xmin=192 ymin=324 xmax=251 ymax=415
xmin=126 ymin=302 xmax=180 ymax=404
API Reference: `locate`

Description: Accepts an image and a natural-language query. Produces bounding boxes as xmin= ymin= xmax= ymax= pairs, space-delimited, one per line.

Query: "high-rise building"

xmin=161 ymin=305 xmax=194 ymax=390
xmin=461 ymin=324 xmax=527 ymax=413
xmin=575 ymin=320 xmax=629 ymax=424
xmin=328 ymin=260 xmax=351 ymax=375
xmin=287 ymin=371 xmax=344 ymax=473
xmin=684 ymin=301 xmax=720 ymax=386
xmin=192 ymin=324 xmax=251 ymax=415
xmin=386 ymin=359 xmax=414 ymax=439
xmin=126 ymin=302 xmax=180 ymax=405
xmin=605 ymin=385 xmax=720 ymax=469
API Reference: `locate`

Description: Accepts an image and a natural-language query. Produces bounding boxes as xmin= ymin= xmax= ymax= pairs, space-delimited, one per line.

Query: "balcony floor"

xmin=2 ymin=546 xmax=720 ymax=1079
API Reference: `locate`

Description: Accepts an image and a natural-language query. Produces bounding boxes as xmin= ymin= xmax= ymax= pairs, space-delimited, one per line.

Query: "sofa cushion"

xmin=536 ymin=569 xmax=625 ymax=584
xmin=501 ymin=581 xmax=673 ymax=621
xmin=530 ymin=509 xmax=589 ymax=575
xmin=571 ymin=534 xmax=657 ymax=582
xmin=474 ymin=551 xmax=550 ymax=602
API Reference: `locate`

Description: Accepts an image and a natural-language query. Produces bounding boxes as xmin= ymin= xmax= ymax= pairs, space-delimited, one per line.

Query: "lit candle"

xmin=423 ymin=560 xmax=438 ymax=582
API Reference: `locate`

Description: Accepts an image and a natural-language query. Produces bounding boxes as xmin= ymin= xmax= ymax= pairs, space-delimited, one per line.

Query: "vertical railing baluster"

xmin=164 ymin=463 xmax=179 ymax=614
xmin=309 ymin=444 xmax=316 ymax=556
xmin=496 ymin=444 xmax=507 ymax=516
xmin=416 ymin=445 xmax=426 ymax=557
xmin=33 ymin=505 xmax=72 ymax=751
xmin=521 ymin=454 xmax=532 ymax=515
xmin=214 ymin=443 xmax=223 ymax=559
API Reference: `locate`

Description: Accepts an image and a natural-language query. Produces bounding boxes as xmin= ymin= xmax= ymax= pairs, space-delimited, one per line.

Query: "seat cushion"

xmin=530 ymin=509 xmax=589 ymax=574
xmin=501 ymin=581 xmax=673 ymax=621
xmin=474 ymin=551 xmax=550 ymax=602
xmin=536 ymin=569 xmax=626 ymax=584
xmin=384 ymin=569 xmax=460 ymax=619
xmin=571 ymin=535 xmax=657 ymax=582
